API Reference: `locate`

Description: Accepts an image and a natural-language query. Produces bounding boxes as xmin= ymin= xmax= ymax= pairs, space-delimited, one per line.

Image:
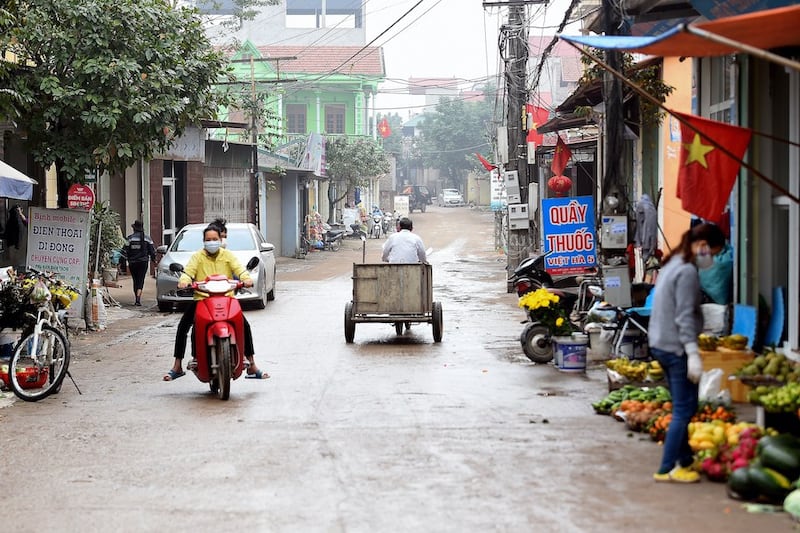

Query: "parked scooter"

xmin=322 ymin=223 xmax=345 ymax=251
xmin=510 ymin=250 xmax=598 ymax=296
xmin=347 ymin=222 xmax=367 ymax=240
xmin=168 ymin=257 xmax=259 ymax=400
xmin=513 ymin=251 xmax=602 ymax=363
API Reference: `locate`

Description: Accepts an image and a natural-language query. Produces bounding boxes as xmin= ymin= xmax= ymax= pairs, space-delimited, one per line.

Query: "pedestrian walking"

xmin=649 ymin=222 xmax=726 ymax=483
xmin=123 ymin=220 xmax=157 ymax=306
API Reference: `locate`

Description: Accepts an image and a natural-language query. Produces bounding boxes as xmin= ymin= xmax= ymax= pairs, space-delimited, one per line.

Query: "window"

xmin=286 ymin=104 xmax=307 ymax=134
xmin=286 ymin=0 xmax=362 ymax=29
xmin=701 ymin=55 xmax=735 ymax=123
xmin=325 ymin=104 xmax=345 ymax=134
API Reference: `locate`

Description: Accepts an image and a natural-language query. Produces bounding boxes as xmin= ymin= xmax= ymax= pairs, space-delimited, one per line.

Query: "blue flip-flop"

xmin=163 ymin=369 xmax=185 ymax=382
xmin=245 ymin=369 xmax=270 ymax=379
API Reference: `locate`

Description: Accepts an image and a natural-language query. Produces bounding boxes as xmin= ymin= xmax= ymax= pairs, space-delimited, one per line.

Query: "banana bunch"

xmin=648 ymin=360 xmax=664 ymax=382
xmin=606 ymin=358 xmax=664 ymax=382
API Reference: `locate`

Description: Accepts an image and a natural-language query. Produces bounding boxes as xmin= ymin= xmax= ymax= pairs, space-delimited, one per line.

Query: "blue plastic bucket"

xmin=554 ymin=334 xmax=588 ymax=373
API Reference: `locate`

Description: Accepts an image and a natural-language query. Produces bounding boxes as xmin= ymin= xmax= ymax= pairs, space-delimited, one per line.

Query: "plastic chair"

xmin=763 ymin=287 xmax=786 ymax=347
xmin=731 ymin=304 xmax=757 ymax=350
xmin=612 ymin=289 xmax=654 ymax=358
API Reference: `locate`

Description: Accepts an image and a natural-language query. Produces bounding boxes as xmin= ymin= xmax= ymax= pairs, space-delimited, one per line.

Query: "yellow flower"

xmin=556 ymin=317 xmax=564 ymax=327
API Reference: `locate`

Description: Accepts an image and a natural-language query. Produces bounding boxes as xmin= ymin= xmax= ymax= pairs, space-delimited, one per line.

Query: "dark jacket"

xmin=124 ymin=231 xmax=157 ymax=264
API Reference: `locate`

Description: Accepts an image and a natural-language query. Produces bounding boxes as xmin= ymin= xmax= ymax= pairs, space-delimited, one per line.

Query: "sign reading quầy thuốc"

xmin=541 ymin=196 xmax=598 ymax=276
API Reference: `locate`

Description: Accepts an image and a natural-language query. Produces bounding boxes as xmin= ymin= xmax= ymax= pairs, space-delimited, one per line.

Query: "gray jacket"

xmin=647 ymin=255 xmax=703 ymax=355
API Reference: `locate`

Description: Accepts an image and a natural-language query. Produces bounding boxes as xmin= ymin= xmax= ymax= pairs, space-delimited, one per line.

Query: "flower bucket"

xmin=554 ymin=333 xmax=588 ymax=373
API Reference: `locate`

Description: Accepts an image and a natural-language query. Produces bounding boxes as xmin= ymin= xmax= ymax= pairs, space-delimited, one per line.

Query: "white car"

xmin=438 ymin=188 xmax=464 ymax=207
xmin=155 ymin=223 xmax=276 ymax=312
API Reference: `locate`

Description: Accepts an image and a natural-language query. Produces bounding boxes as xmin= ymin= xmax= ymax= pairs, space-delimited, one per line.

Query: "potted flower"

xmin=518 ymin=288 xmax=574 ymax=340
xmin=88 ymin=202 xmax=126 ymax=281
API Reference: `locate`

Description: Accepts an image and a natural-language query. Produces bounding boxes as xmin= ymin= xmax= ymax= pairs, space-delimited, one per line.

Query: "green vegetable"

xmin=784 ymin=489 xmax=800 ymax=519
xmin=756 ymin=434 xmax=800 ymax=456
xmin=727 ymin=466 xmax=758 ymax=501
xmin=759 ymin=439 xmax=800 ymax=480
xmin=749 ymin=466 xmax=793 ymax=502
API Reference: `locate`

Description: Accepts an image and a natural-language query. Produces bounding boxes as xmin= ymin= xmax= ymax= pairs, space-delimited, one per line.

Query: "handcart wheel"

xmin=344 ymin=301 xmax=356 ymax=343
xmin=520 ymin=322 xmax=554 ymax=363
xmin=432 ymin=301 xmax=443 ymax=342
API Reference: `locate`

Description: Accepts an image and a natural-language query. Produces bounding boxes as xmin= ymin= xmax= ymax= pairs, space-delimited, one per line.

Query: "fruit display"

xmin=605 ymin=358 xmax=664 ymax=383
xmin=648 ymin=412 xmax=672 ymax=442
xmin=691 ymin=402 xmax=737 ymax=423
xmin=750 ymin=382 xmax=800 ymax=413
xmin=697 ymin=333 xmax=719 ymax=351
xmin=727 ymin=433 xmax=800 ymax=503
xmin=736 ymin=350 xmax=800 ymax=382
xmin=698 ymin=424 xmax=764 ymax=481
xmin=591 ymin=385 xmax=671 ymax=415
xmin=718 ymin=334 xmax=749 ymax=350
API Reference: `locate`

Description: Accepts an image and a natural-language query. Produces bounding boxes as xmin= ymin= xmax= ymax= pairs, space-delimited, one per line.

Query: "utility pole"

xmin=503 ymin=4 xmax=529 ymax=282
xmin=602 ymin=0 xmax=625 ymax=215
xmin=494 ymin=1 xmax=552 ymax=285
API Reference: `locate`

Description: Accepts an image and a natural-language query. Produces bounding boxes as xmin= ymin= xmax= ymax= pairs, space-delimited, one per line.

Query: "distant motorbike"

xmin=169 ymin=257 xmax=259 ymax=400
xmin=370 ymin=211 xmax=384 ymax=239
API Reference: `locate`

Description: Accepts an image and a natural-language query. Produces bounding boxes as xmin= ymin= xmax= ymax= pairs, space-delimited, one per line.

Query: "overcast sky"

xmin=365 ymin=0 xmax=581 ymax=116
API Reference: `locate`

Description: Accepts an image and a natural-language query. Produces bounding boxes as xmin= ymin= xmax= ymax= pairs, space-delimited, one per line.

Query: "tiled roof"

xmin=255 ymin=45 xmax=384 ymax=76
xmin=561 ymin=56 xmax=583 ymax=83
xmin=528 ymin=35 xmax=581 ymax=58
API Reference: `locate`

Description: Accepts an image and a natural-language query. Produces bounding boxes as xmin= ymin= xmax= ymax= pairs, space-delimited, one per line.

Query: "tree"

xmin=324 ymin=136 xmax=390 ymax=224
xmin=418 ymin=91 xmax=495 ymax=188
xmin=0 ymin=0 xmax=233 ymax=205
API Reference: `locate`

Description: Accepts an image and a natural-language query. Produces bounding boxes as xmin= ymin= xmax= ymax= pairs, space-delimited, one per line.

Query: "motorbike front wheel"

xmin=215 ymin=337 xmax=232 ymax=400
xmin=520 ymin=322 xmax=554 ymax=363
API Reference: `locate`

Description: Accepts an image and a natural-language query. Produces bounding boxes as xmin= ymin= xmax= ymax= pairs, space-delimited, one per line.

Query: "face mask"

xmin=220 ymin=237 xmax=228 ymax=249
xmin=695 ymin=248 xmax=714 ymax=270
xmin=204 ymin=240 xmax=221 ymax=254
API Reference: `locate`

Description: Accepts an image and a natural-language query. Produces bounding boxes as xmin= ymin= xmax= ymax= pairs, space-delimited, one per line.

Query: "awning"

xmin=561 ymin=4 xmax=800 ymax=60
xmin=0 ymin=160 xmax=37 ymax=200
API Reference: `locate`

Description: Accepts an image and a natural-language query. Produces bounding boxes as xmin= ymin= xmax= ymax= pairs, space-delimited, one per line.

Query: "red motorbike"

xmin=170 ymin=258 xmax=258 ymax=400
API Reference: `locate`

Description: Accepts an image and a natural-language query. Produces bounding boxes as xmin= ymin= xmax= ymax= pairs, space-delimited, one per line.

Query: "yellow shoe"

xmin=653 ymin=466 xmax=700 ymax=483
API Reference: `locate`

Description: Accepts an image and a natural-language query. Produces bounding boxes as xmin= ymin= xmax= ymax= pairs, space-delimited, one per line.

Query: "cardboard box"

xmin=699 ymin=349 xmax=754 ymax=403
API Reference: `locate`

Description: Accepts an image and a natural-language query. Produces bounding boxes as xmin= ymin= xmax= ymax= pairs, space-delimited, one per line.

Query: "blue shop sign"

xmin=541 ymin=196 xmax=598 ymax=276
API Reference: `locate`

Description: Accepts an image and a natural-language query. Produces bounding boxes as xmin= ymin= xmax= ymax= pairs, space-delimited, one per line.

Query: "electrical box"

xmin=602 ymin=265 xmax=632 ymax=308
xmin=504 ymin=171 xmax=520 ymax=198
xmin=508 ymin=203 xmax=529 ymax=230
xmin=600 ymin=215 xmax=628 ymax=249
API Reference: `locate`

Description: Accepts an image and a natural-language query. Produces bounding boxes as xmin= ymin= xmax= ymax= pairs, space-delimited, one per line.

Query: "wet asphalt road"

xmin=0 ymin=206 xmax=789 ymax=532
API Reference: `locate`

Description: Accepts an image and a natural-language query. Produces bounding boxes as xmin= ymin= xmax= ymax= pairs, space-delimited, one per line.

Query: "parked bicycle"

xmin=2 ymin=268 xmax=78 ymax=402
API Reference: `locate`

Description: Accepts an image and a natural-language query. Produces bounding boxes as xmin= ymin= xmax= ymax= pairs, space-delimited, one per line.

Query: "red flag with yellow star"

xmin=378 ymin=117 xmax=391 ymax=139
xmin=676 ymin=112 xmax=752 ymax=223
xmin=550 ymin=136 xmax=572 ymax=176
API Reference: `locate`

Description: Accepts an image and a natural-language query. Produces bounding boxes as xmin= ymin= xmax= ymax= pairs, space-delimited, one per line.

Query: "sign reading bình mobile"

xmin=67 ymin=183 xmax=95 ymax=211
xmin=541 ymin=196 xmax=597 ymax=276
xmin=26 ymin=207 xmax=91 ymax=319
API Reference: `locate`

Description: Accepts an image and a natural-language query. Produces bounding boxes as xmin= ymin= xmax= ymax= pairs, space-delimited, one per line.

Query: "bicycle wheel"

xmin=8 ymin=325 xmax=70 ymax=402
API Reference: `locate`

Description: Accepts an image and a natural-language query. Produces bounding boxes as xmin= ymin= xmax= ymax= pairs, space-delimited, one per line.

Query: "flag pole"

xmin=562 ymin=40 xmax=800 ymax=205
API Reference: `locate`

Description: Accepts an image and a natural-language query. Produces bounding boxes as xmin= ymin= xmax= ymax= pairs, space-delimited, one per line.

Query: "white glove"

xmin=685 ymin=342 xmax=703 ymax=384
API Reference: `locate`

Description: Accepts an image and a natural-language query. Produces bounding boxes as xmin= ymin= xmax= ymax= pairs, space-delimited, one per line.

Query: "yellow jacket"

xmin=179 ymin=248 xmax=252 ymax=300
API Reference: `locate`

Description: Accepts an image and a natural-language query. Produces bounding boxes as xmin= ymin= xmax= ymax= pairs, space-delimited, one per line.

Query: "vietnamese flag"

xmin=378 ymin=117 xmax=391 ymax=139
xmin=526 ymin=104 xmax=550 ymax=146
xmin=551 ymin=136 xmax=572 ymax=176
xmin=675 ymin=112 xmax=752 ymax=224
xmin=475 ymin=153 xmax=497 ymax=171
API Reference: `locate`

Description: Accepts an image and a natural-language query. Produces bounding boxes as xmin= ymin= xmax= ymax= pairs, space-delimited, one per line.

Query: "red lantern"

xmin=548 ymin=175 xmax=572 ymax=196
